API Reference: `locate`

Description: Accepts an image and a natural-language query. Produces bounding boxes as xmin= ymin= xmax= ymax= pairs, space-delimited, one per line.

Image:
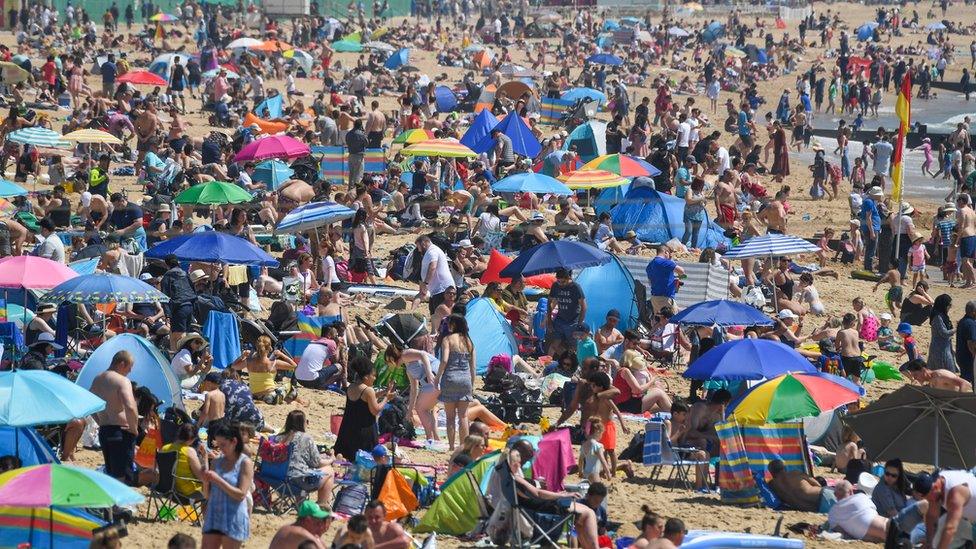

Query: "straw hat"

xmin=157 ymin=203 xmax=172 ymax=213
xmin=35 ymin=303 xmax=57 ymax=315
xmin=623 ymin=230 xmax=638 ymax=240
xmin=900 ymin=201 xmax=915 ymax=215
xmin=176 ymin=333 xmax=208 ymax=349
xmin=189 ymin=269 xmax=210 ymax=283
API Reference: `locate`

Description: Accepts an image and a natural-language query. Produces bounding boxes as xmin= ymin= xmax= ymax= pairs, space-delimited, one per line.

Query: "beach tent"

xmin=385 ymin=48 xmax=410 ymax=69
xmin=459 ymin=108 xmax=499 ymax=150
xmin=0 ymin=426 xmax=59 ymax=466
xmin=562 ymin=120 xmax=607 ymax=163
xmin=594 ymin=182 xmax=630 ymax=216
xmin=148 ymin=53 xmax=189 ymax=81
xmin=472 ymin=111 xmax=541 ymax=158
xmin=716 ymin=420 xmax=811 ymax=505
xmin=702 ymin=22 xmax=725 ymax=43
xmin=574 ymin=255 xmax=639 ymax=332
xmin=610 ymin=185 xmax=728 ymax=249
xmin=434 ymin=85 xmax=458 ymax=113
xmin=254 ymin=94 xmax=284 ymax=119
xmin=76 ymin=333 xmax=183 ymax=410
xmin=415 ymin=451 xmax=499 ymax=535
xmin=856 ymin=22 xmax=878 ymax=41
xmin=473 ymin=84 xmax=496 ymax=113
xmin=0 ymin=506 xmax=106 ymax=549
xmin=464 ymin=298 xmax=518 ymax=375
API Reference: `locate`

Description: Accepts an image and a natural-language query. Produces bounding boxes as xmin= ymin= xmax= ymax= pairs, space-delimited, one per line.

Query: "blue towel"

xmin=203 ymin=310 xmax=241 ymax=370
xmin=53 ymin=304 xmax=71 ymax=358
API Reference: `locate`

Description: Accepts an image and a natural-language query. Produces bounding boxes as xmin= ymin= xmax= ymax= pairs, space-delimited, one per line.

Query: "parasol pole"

xmin=934 ymin=409 xmax=940 ymax=469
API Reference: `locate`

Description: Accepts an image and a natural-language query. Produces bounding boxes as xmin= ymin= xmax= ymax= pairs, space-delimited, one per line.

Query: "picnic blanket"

xmin=717 ymin=420 xmax=810 ymax=505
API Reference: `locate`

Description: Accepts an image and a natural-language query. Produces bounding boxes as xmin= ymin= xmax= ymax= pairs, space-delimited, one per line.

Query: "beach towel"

xmin=531 ymin=428 xmax=574 ymax=492
xmin=296 ymin=313 xmax=342 ymax=336
xmin=225 ymin=265 xmax=249 ymax=286
xmin=539 ymin=97 xmax=573 ymax=126
xmin=203 ymin=310 xmax=241 ymax=370
xmin=717 ymin=420 xmax=810 ymax=505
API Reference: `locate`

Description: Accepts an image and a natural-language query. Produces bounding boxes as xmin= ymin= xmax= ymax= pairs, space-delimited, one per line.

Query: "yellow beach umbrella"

xmin=62 ymin=129 xmax=123 ymax=145
xmin=402 ymin=139 xmax=478 ymax=158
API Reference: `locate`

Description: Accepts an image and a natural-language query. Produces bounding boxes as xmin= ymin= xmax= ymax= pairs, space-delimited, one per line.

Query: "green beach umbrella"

xmin=174 ymin=181 xmax=252 ymax=205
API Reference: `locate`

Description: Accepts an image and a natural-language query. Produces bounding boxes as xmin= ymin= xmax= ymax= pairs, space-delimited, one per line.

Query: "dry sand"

xmin=20 ymin=2 xmax=976 ymax=547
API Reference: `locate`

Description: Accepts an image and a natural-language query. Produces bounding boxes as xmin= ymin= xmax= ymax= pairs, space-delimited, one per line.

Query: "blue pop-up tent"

xmin=464 ymin=298 xmax=518 ymax=375
xmin=254 ymin=94 xmax=284 ymax=118
xmin=702 ymin=21 xmax=725 ymax=43
xmin=459 ymin=108 xmax=499 ymax=150
xmin=610 ymin=185 xmax=728 ymax=249
xmin=385 ymin=48 xmax=410 ymax=69
xmin=595 ymin=182 xmax=630 ymax=216
xmin=574 ymin=255 xmax=639 ymax=331
xmin=472 ymin=111 xmax=541 ymax=158
xmin=76 ymin=333 xmax=183 ymax=410
xmin=0 ymin=426 xmax=59 ymax=466
xmin=434 ymin=85 xmax=458 ymax=112
xmin=563 ymin=120 xmax=607 ymax=162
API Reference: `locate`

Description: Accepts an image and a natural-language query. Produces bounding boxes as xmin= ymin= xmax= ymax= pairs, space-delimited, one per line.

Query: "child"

xmin=914 ymin=137 xmax=934 ymax=176
xmin=849 ymin=219 xmax=864 ymax=263
xmin=809 ymin=148 xmax=828 ymax=200
xmin=834 ymin=425 xmax=866 ymax=474
xmin=816 ymin=338 xmax=843 ymax=375
xmin=943 ymin=242 xmax=959 ymax=287
xmin=817 ymin=227 xmax=834 ymax=268
xmin=872 ymin=268 xmax=903 ymax=317
xmin=897 ymin=322 xmax=920 ymax=361
xmin=852 ymin=111 xmax=864 ymax=131
xmin=334 ymin=513 xmax=375 ymax=549
xmin=876 ymin=313 xmax=902 ymax=352
xmin=908 ymin=234 xmax=929 ymax=286
xmin=585 ymin=371 xmax=632 ymax=479
xmin=579 ymin=416 xmax=612 ymax=484
xmin=853 ymin=297 xmax=879 ymax=342
xmin=850 ymin=157 xmax=866 ymax=189
xmin=575 ymin=324 xmax=598 ymax=363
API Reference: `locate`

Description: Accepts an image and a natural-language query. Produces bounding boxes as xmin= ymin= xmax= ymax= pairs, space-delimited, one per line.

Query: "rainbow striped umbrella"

xmin=0 ymin=464 xmax=143 ymax=508
xmin=149 ymin=12 xmax=178 ymax=22
xmin=726 ymin=372 xmax=864 ymax=425
xmin=557 ymin=169 xmax=629 ymax=189
xmin=402 ymin=139 xmax=477 ymax=158
xmin=0 ymin=506 xmax=105 ymax=548
xmin=392 ymin=129 xmax=434 ymax=144
xmin=581 ymin=154 xmax=661 ymax=177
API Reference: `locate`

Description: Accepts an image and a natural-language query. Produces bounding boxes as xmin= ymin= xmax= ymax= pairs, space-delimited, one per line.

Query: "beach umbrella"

xmin=721 ymin=233 xmax=820 ymax=259
xmin=586 ymin=53 xmax=623 ymax=66
xmin=7 ymin=128 xmax=70 ymax=149
xmin=683 ymin=339 xmax=816 ymax=381
xmin=174 ymin=181 xmax=253 ymax=205
xmin=234 ymin=135 xmax=310 ymax=161
xmin=561 ymin=87 xmax=607 ymax=104
xmin=0 ymin=506 xmax=107 ymax=548
xmin=202 ymin=67 xmax=240 ymax=79
xmin=670 ymin=299 xmax=774 ymax=327
xmin=492 ymin=172 xmax=573 ymax=196
xmin=275 ymin=201 xmax=356 ymax=234
xmin=252 ymin=159 xmax=294 ymax=190
xmin=581 ymin=154 xmax=661 ymax=177
xmin=500 ymin=241 xmax=612 ymax=278
xmin=0 ymin=256 xmax=77 ymax=290
xmin=668 ymin=26 xmax=690 ymax=37
xmin=250 ymin=39 xmax=293 ymax=52
xmin=925 ymin=21 xmax=947 ymax=31
xmin=0 ymin=370 xmax=104 ymax=427
xmin=332 ymin=40 xmax=363 ymax=53
xmin=0 ymin=464 xmax=143 ymax=508
xmin=557 ymin=169 xmax=629 ymax=189
xmin=227 ymin=37 xmax=263 ymax=49
xmin=385 ymin=48 xmax=410 ymax=70
xmin=847 ymin=385 xmax=976 ymax=469
xmin=117 ymin=70 xmax=167 ymax=86
xmin=61 ymin=129 xmax=122 ymax=145
xmin=856 ymin=22 xmax=877 ymax=41
xmin=392 ymin=129 xmax=435 ymax=144
xmin=0 ymin=62 xmax=29 ymax=84
xmin=683 ymin=2 xmax=703 ymax=10
xmin=0 ymin=179 xmax=27 ymax=197
xmin=463 ymin=44 xmax=488 ymax=53
xmin=146 ymin=231 xmax=279 ymax=266
xmin=726 ymin=372 xmax=864 ymax=425
xmin=402 ymin=139 xmax=477 ymax=158
xmin=4 ymin=304 xmax=33 ymax=331
xmin=149 ymin=12 xmax=178 ymax=22
xmin=364 ymin=41 xmax=396 ymax=52
xmin=40 ymin=273 xmax=168 ymax=305
xmin=498 ymin=64 xmax=541 ymax=78
xmin=283 ymin=49 xmax=314 ymax=75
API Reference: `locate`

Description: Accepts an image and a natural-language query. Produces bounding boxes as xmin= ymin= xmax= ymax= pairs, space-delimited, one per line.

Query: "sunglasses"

xmin=884 ymin=471 xmax=899 ymax=478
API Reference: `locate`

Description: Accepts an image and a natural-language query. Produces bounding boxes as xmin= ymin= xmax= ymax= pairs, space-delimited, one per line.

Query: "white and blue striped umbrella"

xmin=722 ymin=233 xmax=821 ymax=260
xmin=7 ymin=127 xmax=71 ymax=149
xmin=276 ymin=201 xmax=356 ymax=234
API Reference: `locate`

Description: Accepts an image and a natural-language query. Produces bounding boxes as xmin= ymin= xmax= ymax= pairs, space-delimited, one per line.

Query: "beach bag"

xmin=859 ymin=312 xmax=880 ymax=342
xmin=809 ymin=181 xmax=825 ymax=199
xmin=333 ymin=483 xmax=370 ymax=516
xmin=377 ymin=395 xmax=416 ymax=440
xmin=335 ymin=259 xmax=351 ymax=282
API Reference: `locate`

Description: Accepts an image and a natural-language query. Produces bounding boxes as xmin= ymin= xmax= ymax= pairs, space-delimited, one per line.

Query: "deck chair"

xmin=144 ymin=450 xmax=205 ymax=525
xmin=643 ymin=420 xmax=709 ymax=491
xmin=490 ymin=452 xmax=575 ymax=548
xmin=254 ymin=437 xmax=306 ymax=514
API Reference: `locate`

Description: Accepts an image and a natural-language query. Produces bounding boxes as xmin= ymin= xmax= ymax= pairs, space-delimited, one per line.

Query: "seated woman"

xmin=612 ymin=347 xmax=672 ymax=414
xmin=871 ymin=459 xmax=911 ymax=519
xmin=25 ymin=303 xmax=57 ymax=346
xmin=159 ymin=423 xmax=206 ymax=499
xmin=170 ymin=333 xmax=214 ymax=390
xmin=646 ymin=307 xmax=690 ymax=358
xmin=274 ymin=410 xmax=337 ymax=507
xmin=232 ymin=335 xmax=298 ymax=404
xmin=833 ymin=425 xmax=867 ymax=474
xmin=796 ymin=272 xmax=825 ymax=315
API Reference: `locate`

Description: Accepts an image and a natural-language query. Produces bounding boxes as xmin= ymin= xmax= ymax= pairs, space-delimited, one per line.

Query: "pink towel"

xmin=532 ymin=428 xmax=575 ymax=491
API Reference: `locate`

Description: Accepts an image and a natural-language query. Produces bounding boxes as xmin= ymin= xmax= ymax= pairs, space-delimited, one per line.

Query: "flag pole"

xmin=891 ymin=73 xmax=912 ymax=276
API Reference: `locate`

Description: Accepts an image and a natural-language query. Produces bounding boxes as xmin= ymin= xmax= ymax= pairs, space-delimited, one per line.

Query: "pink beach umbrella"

xmin=0 ymin=256 xmax=77 ymax=289
xmin=233 ymin=135 xmax=311 ymax=162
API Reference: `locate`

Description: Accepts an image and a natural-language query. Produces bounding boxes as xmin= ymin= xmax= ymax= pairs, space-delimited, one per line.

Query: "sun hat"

xmin=857 ymin=472 xmax=879 ymax=496
xmin=777 ymin=309 xmax=797 ymax=320
xmin=177 ymin=333 xmax=207 ymax=349
xmin=900 ymin=201 xmax=914 ymax=215
xmin=530 ymin=211 xmax=545 ymax=222
xmin=867 ymin=186 xmax=884 ymax=198
xmin=35 ymin=303 xmax=57 ymax=315
xmin=31 ymin=332 xmax=63 ymax=350
xmin=896 ymin=322 xmax=912 ymax=335
xmin=189 ymin=269 xmax=210 ymax=283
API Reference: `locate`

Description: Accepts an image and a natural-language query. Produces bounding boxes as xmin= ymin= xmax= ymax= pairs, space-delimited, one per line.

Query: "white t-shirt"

xmin=295 ymin=340 xmax=335 ymax=381
xmin=421 ymin=244 xmax=455 ymax=296
xmin=321 ymin=255 xmax=339 ymax=286
xmin=676 ymin=121 xmax=692 ymax=147
xmin=688 ymin=117 xmax=701 ymax=144
xmin=477 ymin=212 xmax=501 ymax=236
xmin=716 ymin=147 xmax=730 ymax=176
xmin=35 ymin=233 xmax=65 ymax=263
xmin=170 ymin=349 xmax=194 ymax=379
xmin=828 ymin=493 xmax=877 ymax=540
xmin=940 ymin=471 xmax=976 ymax=522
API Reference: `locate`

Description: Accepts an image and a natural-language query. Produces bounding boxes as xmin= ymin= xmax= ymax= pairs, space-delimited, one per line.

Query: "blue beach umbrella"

xmin=0 ymin=370 xmax=105 ymax=427
xmin=500 ymin=241 xmax=612 ymax=277
xmin=670 ymin=299 xmax=775 ymax=327
xmin=586 ymin=53 xmax=623 ymax=66
xmin=276 ymin=201 xmax=356 ymax=234
xmin=252 ymin=159 xmax=294 ymax=190
xmin=492 ymin=172 xmax=573 ymax=196
xmin=41 ymin=273 xmax=168 ymax=305
xmin=0 ymin=179 xmax=27 ymax=197
xmin=561 ymin=87 xmax=607 ymax=104
xmin=683 ymin=339 xmax=816 ymax=381
xmin=146 ymin=231 xmax=279 ymax=266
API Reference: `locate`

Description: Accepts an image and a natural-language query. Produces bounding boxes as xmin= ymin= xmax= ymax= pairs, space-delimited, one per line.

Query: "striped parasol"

xmin=276 ymin=201 xmax=357 ymax=234
xmin=581 ymin=154 xmax=661 ymax=177
xmin=401 ymin=139 xmax=477 ymax=158
xmin=149 ymin=12 xmax=178 ymax=21
xmin=392 ymin=129 xmax=434 ymax=144
xmin=62 ymin=129 xmax=123 ymax=145
xmin=7 ymin=127 xmax=70 ymax=148
xmin=721 ymin=233 xmax=821 ymax=259
xmin=556 ymin=169 xmax=629 ymax=189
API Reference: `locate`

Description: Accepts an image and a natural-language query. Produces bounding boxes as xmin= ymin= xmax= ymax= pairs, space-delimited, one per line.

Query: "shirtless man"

xmin=684 ymin=389 xmax=731 ymax=456
xmin=269 ymin=500 xmax=334 ymax=549
xmin=196 ymin=372 xmax=226 ymax=426
xmin=713 ymin=170 xmax=738 ymax=228
xmin=955 ymin=193 xmax=976 ymax=288
xmin=89 ymin=350 xmax=139 ymax=485
xmin=902 ymin=358 xmax=973 ymax=392
xmin=0 ymin=217 xmax=29 ymax=255
xmin=646 ymin=518 xmax=686 ymax=549
xmin=835 ymin=313 xmax=864 ymax=380
xmin=365 ymin=100 xmax=387 ymax=149
xmin=759 ymin=190 xmax=788 ymax=233
xmin=365 ymin=500 xmax=411 ymax=549
xmin=767 ymin=458 xmax=830 ymax=512
xmin=554 ymin=358 xmax=620 ymax=429
xmin=134 ymin=101 xmax=161 ymax=170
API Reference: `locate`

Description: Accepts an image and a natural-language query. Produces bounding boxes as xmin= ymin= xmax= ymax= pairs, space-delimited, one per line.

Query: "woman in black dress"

xmin=334 ymin=355 xmax=390 ymax=461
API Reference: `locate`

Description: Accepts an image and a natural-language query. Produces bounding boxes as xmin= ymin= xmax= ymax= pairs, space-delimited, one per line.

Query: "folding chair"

xmin=254 ymin=437 xmax=307 ymax=514
xmin=642 ymin=420 xmax=709 ymax=492
xmin=493 ymin=453 xmax=575 ymax=548
xmin=144 ymin=450 xmax=205 ymax=525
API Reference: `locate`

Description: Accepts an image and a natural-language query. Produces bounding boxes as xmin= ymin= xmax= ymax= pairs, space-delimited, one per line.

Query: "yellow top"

xmin=249 ymin=370 xmax=278 ymax=395
xmin=159 ymin=442 xmax=202 ymax=496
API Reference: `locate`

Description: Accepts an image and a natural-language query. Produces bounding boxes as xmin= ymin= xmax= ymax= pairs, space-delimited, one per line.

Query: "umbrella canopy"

xmin=402 ymin=139 xmax=477 ymax=158
xmin=561 ymin=87 xmax=607 ymax=104
xmin=586 ymin=53 xmax=623 ymax=66
xmin=581 ymin=154 xmax=661 ymax=177
xmin=498 ymin=64 xmax=541 ymax=78
xmin=0 ymin=256 xmax=77 ymax=289
xmin=40 ymin=273 xmax=168 ymax=305
xmin=492 ymin=172 xmax=573 ymax=196
xmin=61 ymin=129 xmax=123 ymax=145
xmin=0 ymin=464 xmax=143 ymax=508
xmin=174 ymin=181 xmax=253 ymax=205
xmin=392 ymin=129 xmax=435 ymax=144
xmin=276 ymin=201 xmax=356 ymax=234
xmin=0 ymin=370 xmax=105 ymax=427
xmin=0 ymin=179 xmax=27 ymax=197
xmin=726 ymin=372 xmax=864 ymax=425
xmin=722 ymin=233 xmax=821 ymax=259
xmin=283 ymin=49 xmax=314 ymax=75
xmin=234 ymin=135 xmax=311 ymax=161
xmin=557 ymin=169 xmax=629 ymax=189
xmin=683 ymin=338 xmax=817 ymax=381
xmin=202 ymin=67 xmax=240 ymax=79
xmin=7 ymin=128 xmax=70 ymax=149
xmin=332 ymin=40 xmax=363 ymax=52
xmin=146 ymin=231 xmax=279 ymax=266
xmin=252 ymin=159 xmax=294 ymax=190
xmin=925 ymin=21 xmax=947 ymax=31
xmin=149 ymin=12 xmax=177 ymax=21
xmin=226 ymin=37 xmax=263 ymax=49
xmin=670 ymin=299 xmax=774 ymax=327
xmin=376 ymin=313 xmax=427 ymax=347
xmin=0 ymin=62 xmax=29 ymax=84
xmin=385 ymin=48 xmax=410 ymax=69
xmin=500 ymin=241 xmax=612 ymax=278
xmin=250 ymin=39 xmax=292 ymax=52
xmin=847 ymin=385 xmax=976 ymax=468
xmin=117 ymin=70 xmax=168 ymax=86
xmin=364 ymin=41 xmax=396 ymax=52
xmin=668 ymin=26 xmax=690 ymax=37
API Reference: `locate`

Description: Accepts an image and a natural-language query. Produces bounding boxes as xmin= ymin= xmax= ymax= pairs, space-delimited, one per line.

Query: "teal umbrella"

xmin=252 ymin=159 xmax=294 ymax=190
xmin=0 ymin=370 xmax=105 ymax=427
xmin=0 ymin=179 xmax=28 ymax=197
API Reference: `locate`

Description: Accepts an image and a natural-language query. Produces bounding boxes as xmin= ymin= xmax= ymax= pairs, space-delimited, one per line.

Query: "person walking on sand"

xmin=955 ymin=194 xmax=976 ymax=288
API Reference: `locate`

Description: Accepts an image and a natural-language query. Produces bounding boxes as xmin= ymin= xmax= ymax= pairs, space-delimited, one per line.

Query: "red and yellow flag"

xmin=155 ymin=22 xmax=164 ymax=42
xmin=892 ymin=73 xmax=912 ymax=203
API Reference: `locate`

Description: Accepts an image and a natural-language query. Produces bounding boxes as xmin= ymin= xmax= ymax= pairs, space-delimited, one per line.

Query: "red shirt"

xmin=41 ymin=61 xmax=57 ymax=85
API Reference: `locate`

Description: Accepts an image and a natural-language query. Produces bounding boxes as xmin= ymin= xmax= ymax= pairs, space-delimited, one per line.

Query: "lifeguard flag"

xmin=155 ymin=22 xmax=164 ymax=42
xmin=892 ymin=73 xmax=912 ymax=203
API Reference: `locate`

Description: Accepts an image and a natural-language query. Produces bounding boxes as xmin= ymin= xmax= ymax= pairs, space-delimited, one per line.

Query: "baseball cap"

xmin=896 ymin=322 xmax=912 ymax=335
xmin=606 ymin=309 xmax=621 ymax=319
xmin=912 ymin=473 xmax=933 ymax=496
xmin=777 ymin=309 xmax=797 ymax=320
xmin=297 ymin=499 xmax=332 ymax=520
xmin=371 ymin=444 xmax=389 ymax=458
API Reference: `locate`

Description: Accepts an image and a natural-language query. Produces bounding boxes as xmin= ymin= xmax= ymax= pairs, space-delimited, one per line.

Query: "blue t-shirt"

xmin=110 ymin=204 xmax=143 ymax=231
xmin=737 ymin=110 xmax=750 ymax=137
xmin=859 ymin=197 xmax=881 ymax=233
xmin=101 ymin=61 xmax=117 ymax=85
xmin=646 ymin=256 xmax=678 ymax=298
xmin=144 ymin=151 xmax=165 ymax=171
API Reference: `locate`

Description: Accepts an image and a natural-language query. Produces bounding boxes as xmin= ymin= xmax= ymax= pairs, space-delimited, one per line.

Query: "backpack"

xmin=333 ymin=483 xmax=369 ymax=516
xmin=377 ymin=395 xmax=416 ymax=440
xmin=483 ymin=364 xmax=524 ymax=393
xmin=387 ymin=244 xmax=417 ymax=281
